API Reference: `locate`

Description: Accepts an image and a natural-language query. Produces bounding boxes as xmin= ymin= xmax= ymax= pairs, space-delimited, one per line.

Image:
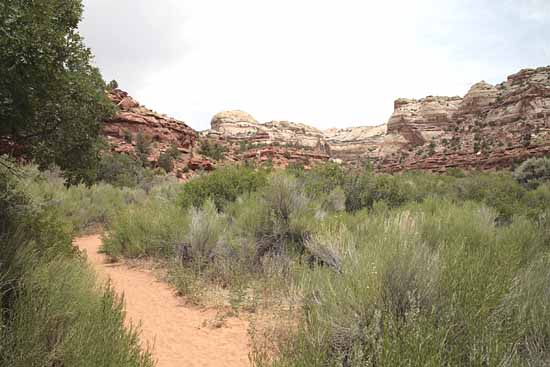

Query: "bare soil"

xmin=75 ymin=235 xmax=251 ymax=367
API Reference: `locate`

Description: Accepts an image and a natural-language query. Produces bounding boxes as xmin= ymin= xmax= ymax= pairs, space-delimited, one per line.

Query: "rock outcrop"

xmin=378 ymin=66 xmax=550 ymax=172
xmin=102 ymin=66 xmax=550 ymax=175
xmin=202 ymin=111 xmax=331 ymax=168
xmin=323 ymin=125 xmax=387 ymax=162
xmin=103 ymin=90 xmax=212 ymax=178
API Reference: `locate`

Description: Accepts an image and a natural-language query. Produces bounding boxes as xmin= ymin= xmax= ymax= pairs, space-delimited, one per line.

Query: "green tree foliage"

xmin=158 ymin=144 xmax=181 ymax=172
xmin=198 ymin=140 xmax=226 ymax=161
xmin=107 ymin=79 xmax=119 ymax=90
xmin=513 ymin=156 xmax=550 ymax=189
xmin=135 ymin=132 xmax=152 ymax=167
xmin=0 ymin=0 xmax=114 ymax=184
xmin=97 ymin=152 xmax=147 ymax=188
xmin=178 ymin=166 xmax=267 ymax=210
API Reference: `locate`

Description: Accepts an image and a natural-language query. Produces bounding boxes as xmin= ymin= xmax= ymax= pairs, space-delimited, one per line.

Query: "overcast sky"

xmin=79 ymin=0 xmax=550 ymax=131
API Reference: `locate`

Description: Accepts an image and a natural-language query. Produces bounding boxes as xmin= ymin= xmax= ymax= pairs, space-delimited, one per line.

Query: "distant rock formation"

xmin=101 ymin=66 xmax=550 ymax=176
xmin=379 ymin=66 xmax=550 ymax=172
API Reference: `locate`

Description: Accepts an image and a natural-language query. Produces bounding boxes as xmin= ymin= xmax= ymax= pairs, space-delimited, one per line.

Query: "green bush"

xmin=199 ymin=140 xmax=226 ymax=161
xmin=0 ymin=164 xmax=152 ymax=367
xmin=178 ymin=165 xmax=267 ymax=210
xmin=301 ymin=162 xmax=347 ymax=198
xmin=454 ymin=172 xmax=526 ymax=222
xmin=513 ymin=156 xmax=550 ymax=189
xmin=344 ymin=172 xmax=413 ymax=211
xmin=1 ymin=258 xmax=153 ymax=367
xmin=136 ymin=132 xmax=152 ymax=167
xmin=270 ymin=200 xmax=547 ymax=366
xmin=522 ymin=183 xmax=550 ymax=225
xmin=97 ymin=152 xmax=147 ymax=188
xmin=158 ymin=151 xmax=175 ymax=172
xmin=103 ymin=198 xmax=188 ymax=259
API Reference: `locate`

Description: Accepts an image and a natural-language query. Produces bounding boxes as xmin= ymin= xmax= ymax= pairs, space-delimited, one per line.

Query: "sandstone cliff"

xmin=379 ymin=66 xmax=550 ymax=172
xmin=200 ymin=66 xmax=550 ymax=172
xmin=102 ymin=66 xmax=550 ymax=175
xmin=202 ymin=110 xmax=330 ymax=168
xmin=103 ymin=90 xmax=213 ymax=178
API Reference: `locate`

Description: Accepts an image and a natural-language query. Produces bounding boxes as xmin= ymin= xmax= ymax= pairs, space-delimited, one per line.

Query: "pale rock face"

xmin=380 ymin=66 xmax=550 ymax=172
xmin=209 ymin=111 xmax=326 ymax=150
xmin=458 ymin=81 xmax=498 ymax=115
xmin=387 ymin=96 xmax=462 ymax=146
xmin=210 ymin=110 xmax=259 ymax=136
xmin=324 ymin=125 xmax=387 ymax=161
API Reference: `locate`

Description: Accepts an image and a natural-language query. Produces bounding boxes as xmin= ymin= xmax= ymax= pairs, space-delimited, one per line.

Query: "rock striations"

xmin=103 ymin=90 xmax=212 ymax=179
xmin=100 ymin=66 xmax=550 ymax=175
xmin=379 ymin=66 xmax=550 ymax=172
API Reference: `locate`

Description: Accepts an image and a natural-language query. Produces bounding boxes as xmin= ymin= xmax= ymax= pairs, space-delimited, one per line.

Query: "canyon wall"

xmin=100 ymin=66 xmax=550 ymax=175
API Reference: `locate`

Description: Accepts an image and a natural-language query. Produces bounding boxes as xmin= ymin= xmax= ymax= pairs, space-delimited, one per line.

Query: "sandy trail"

xmin=75 ymin=235 xmax=251 ymax=367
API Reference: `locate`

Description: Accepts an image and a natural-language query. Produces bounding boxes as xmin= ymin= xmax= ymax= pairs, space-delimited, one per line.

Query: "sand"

xmin=74 ymin=235 xmax=251 ymax=367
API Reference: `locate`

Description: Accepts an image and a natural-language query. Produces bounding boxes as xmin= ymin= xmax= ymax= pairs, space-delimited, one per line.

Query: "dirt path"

xmin=75 ymin=235 xmax=251 ymax=367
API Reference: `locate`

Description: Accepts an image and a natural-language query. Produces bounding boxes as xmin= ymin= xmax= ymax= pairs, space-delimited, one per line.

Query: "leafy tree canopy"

xmin=0 ymin=0 xmax=114 ymax=184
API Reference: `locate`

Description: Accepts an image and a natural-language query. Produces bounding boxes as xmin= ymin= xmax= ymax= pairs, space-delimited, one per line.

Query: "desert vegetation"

xmin=0 ymin=162 xmax=153 ymax=367
xmin=5 ymin=154 xmax=550 ymax=366
xmin=2 ymin=1 xmax=550 ymax=366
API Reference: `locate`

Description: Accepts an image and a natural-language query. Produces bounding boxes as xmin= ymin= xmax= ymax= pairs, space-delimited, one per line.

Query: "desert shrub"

xmin=123 ymin=129 xmax=133 ymax=143
xmin=303 ymin=224 xmax=356 ymax=273
xmin=20 ymin=166 xmax=148 ymax=234
xmin=493 ymin=254 xmax=550 ymax=364
xmin=1 ymin=258 xmax=153 ymax=367
xmin=522 ymin=183 xmax=550 ymax=225
xmin=253 ymin=173 xmax=313 ymax=258
xmin=136 ymin=132 xmax=152 ymax=166
xmin=453 ymin=172 xmax=525 ymax=222
xmin=97 ymin=152 xmax=148 ymax=188
xmin=103 ymin=198 xmax=188 ymax=259
xmin=301 ymin=162 xmax=347 ymax=198
xmin=0 ymin=168 xmax=74 ymax=299
xmin=158 ymin=144 xmax=181 ymax=173
xmin=178 ymin=165 xmax=267 ymax=210
xmin=343 ymin=172 xmax=371 ymax=211
xmin=158 ymin=151 xmax=175 ymax=172
xmin=198 ymin=140 xmax=226 ymax=161
xmin=320 ymin=186 xmax=346 ymax=213
xmin=270 ymin=200 xmax=547 ymax=366
xmin=513 ymin=156 xmax=550 ymax=189
xmin=183 ymin=199 xmax=227 ymax=265
xmin=369 ymin=174 xmax=411 ymax=207
xmin=0 ymin=165 xmax=152 ymax=367
xmin=343 ymin=172 xmax=412 ymax=211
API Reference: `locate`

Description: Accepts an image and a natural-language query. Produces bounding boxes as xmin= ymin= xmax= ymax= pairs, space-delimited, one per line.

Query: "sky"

xmin=79 ymin=0 xmax=550 ymax=131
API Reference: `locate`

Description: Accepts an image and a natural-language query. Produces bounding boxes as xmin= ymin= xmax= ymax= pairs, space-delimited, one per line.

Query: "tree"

xmin=514 ymin=157 xmax=550 ymax=190
xmin=107 ymin=80 xmax=119 ymax=90
xmin=136 ymin=132 xmax=152 ymax=167
xmin=0 ymin=0 xmax=114 ymax=184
